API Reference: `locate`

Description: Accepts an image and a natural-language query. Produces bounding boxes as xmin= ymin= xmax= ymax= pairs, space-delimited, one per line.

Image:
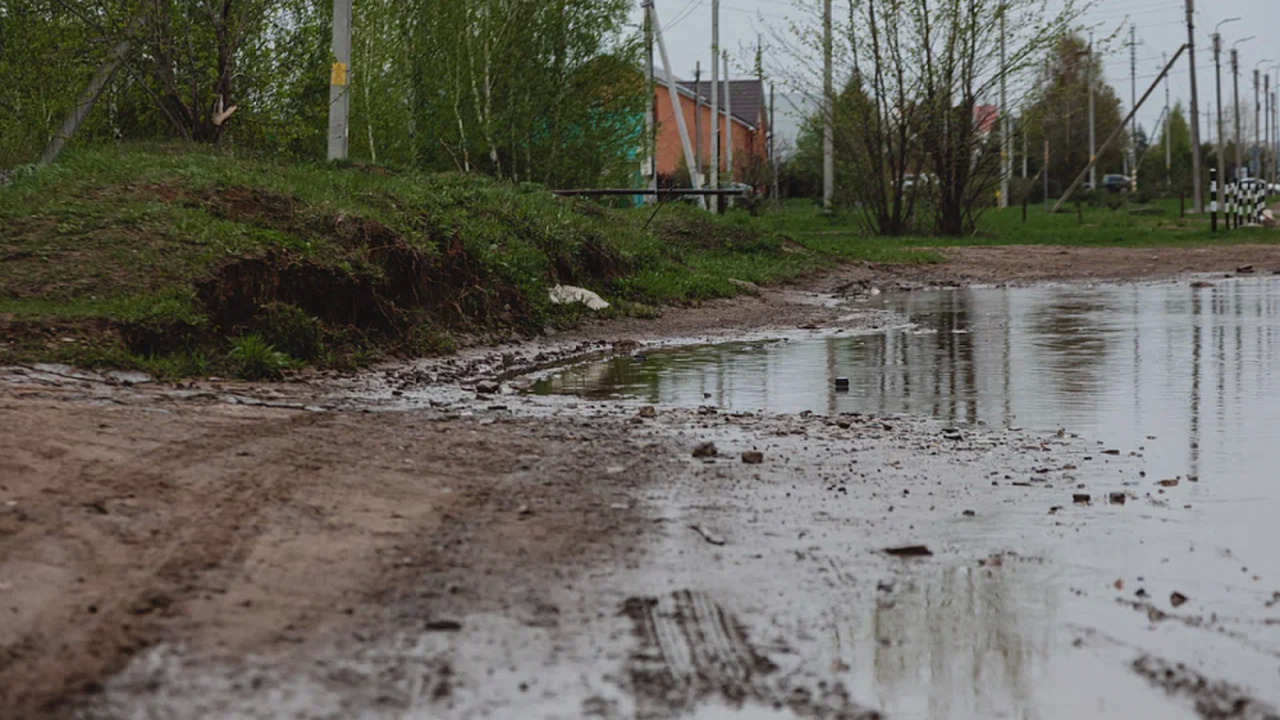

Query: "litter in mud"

xmin=883 ymin=545 xmax=933 ymax=557
xmin=690 ymin=525 xmax=727 ymax=546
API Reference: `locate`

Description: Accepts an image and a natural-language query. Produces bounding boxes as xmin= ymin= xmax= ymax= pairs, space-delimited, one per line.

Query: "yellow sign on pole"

xmin=331 ymin=62 xmax=348 ymax=87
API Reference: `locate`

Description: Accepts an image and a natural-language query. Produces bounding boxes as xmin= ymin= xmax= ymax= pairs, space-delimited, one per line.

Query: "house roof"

xmin=676 ymin=79 xmax=765 ymax=129
xmin=974 ymin=104 xmax=999 ymax=134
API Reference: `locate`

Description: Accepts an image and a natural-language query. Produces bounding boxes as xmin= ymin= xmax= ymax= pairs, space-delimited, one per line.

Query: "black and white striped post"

xmin=1211 ymin=166 xmax=1219 ymax=232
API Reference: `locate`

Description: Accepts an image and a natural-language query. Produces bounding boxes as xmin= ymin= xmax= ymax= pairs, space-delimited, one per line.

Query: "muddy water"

xmin=535 ymin=278 xmax=1280 ymax=718
xmin=535 ymin=278 xmax=1280 ymax=500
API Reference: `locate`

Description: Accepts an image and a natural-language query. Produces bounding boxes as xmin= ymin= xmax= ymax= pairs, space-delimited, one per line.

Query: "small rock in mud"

xmin=516 ymin=504 xmax=532 ymax=516
xmin=1073 ymin=494 xmax=1091 ymax=504
xmin=1110 ymin=492 xmax=1127 ymax=505
xmin=961 ymin=510 xmax=976 ymax=517
xmin=638 ymin=406 xmax=657 ymax=419
xmin=741 ymin=451 xmax=764 ymax=464
xmin=475 ymin=381 xmax=500 ymax=394
xmin=425 ymin=620 xmax=463 ymax=632
xmin=1237 ymin=264 xmax=1256 ymax=274
xmin=1158 ymin=478 xmax=1179 ymax=487
xmin=692 ymin=442 xmax=718 ymax=458
xmin=1191 ymin=280 xmax=1214 ymax=288
xmin=884 ymin=545 xmax=932 ymax=557
xmin=1170 ymin=591 xmax=1189 ymax=608
xmin=1102 ymin=449 xmax=1121 ymax=456
xmin=697 ymin=405 xmax=717 ymax=415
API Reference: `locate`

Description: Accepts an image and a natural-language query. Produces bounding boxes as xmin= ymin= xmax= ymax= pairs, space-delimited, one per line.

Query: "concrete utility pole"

xmin=1165 ymin=52 xmax=1172 ymax=188
xmin=327 ymin=0 xmax=352 ymax=161
xmin=1129 ymin=25 xmax=1139 ymax=191
xmin=1233 ymin=49 xmax=1242 ymax=179
xmin=1186 ymin=0 xmax=1203 ymax=212
xmin=710 ymin=0 xmax=720 ymax=199
xmin=644 ymin=1 xmax=656 ymax=196
xmin=650 ymin=1 xmax=703 ymax=207
xmin=694 ymin=61 xmax=702 ymax=186
xmin=1214 ymin=31 xmax=1226 ymax=215
xmin=40 ymin=24 xmax=138 ymax=165
xmin=1253 ymin=61 xmax=1273 ymax=178
xmin=724 ymin=51 xmax=734 ymax=189
xmin=1000 ymin=9 xmax=1009 ymax=208
xmin=771 ymin=83 xmax=779 ymax=199
xmin=822 ymin=0 xmax=834 ymax=211
xmin=1089 ymin=35 xmax=1097 ymax=190
xmin=1054 ymin=45 xmax=1188 ymax=212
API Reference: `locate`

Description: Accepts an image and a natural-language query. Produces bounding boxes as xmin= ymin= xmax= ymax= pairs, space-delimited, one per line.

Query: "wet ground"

xmin=5 ymin=273 xmax=1280 ymax=720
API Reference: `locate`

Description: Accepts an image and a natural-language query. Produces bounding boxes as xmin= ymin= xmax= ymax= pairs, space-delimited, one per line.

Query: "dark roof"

xmin=677 ymin=79 xmax=765 ymax=128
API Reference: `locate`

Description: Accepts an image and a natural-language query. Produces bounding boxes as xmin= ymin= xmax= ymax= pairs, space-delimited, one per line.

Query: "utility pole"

xmin=1165 ymin=52 xmax=1172 ymax=189
xmin=1254 ymin=69 xmax=1261 ymax=178
xmin=651 ymin=1 xmax=703 ymax=207
xmin=770 ymin=83 xmax=779 ymax=200
xmin=710 ymin=0 xmax=720 ymax=203
xmin=1232 ymin=48 xmax=1242 ymax=179
xmin=1022 ymin=123 xmax=1028 ymax=178
xmin=694 ymin=61 xmax=702 ymax=187
xmin=1129 ymin=25 xmax=1138 ymax=192
xmin=1186 ymin=0 xmax=1203 ymax=212
xmin=1215 ymin=31 xmax=1226 ymax=221
xmin=327 ymin=0 xmax=352 ymax=161
xmin=1089 ymin=35 xmax=1097 ymax=191
xmin=822 ymin=0 xmax=834 ymax=211
xmin=643 ymin=1 xmax=656 ymax=197
xmin=1000 ymin=9 xmax=1009 ymax=208
xmin=724 ymin=51 xmax=734 ymax=201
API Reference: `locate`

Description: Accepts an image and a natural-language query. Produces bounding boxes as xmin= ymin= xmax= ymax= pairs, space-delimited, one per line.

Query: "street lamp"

xmin=1213 ymin=18 xmax=1240 ymax=225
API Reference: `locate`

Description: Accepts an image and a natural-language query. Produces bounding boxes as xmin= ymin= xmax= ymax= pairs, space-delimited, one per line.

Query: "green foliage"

xmin=0 ymin=0 xmax=645 ymax=187
xmin=228 ymin=334 xmax=294 ymax=380
xmin=251 ymin=303 xmax=325 ymax=361
xmin=1023 ymin=35 xmax=1129 ymax=199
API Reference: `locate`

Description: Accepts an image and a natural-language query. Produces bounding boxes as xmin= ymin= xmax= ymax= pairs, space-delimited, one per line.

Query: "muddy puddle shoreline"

xmin=4 ymin=274 xmax=1280 ymax=720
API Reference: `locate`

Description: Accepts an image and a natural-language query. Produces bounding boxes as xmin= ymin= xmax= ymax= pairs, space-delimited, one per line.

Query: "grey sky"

xmin=632 ymin=0 xmax=1280 ymax=146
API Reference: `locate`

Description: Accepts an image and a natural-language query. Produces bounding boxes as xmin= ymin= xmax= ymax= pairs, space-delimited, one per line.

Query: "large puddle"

xmin=535 ymin=277 xmax=1280 ymax=718
xmin=535 ymin=278 xmax=1280 ymax=501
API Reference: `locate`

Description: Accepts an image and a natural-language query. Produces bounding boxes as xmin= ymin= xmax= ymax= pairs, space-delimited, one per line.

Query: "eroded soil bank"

xmin=3 ymin=248 xmax=1280 ymax=720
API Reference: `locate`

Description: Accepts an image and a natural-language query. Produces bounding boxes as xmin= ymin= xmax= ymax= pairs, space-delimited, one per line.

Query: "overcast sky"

xmin=632 ymin=0 xmax=1280 ymax=146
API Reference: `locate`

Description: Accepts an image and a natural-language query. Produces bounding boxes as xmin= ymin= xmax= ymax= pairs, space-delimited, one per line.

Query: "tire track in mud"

xmin=622 ymin=590 xmax=881 ymax=719
xmin=1132 ymin=656 xmax=1280 ymax=720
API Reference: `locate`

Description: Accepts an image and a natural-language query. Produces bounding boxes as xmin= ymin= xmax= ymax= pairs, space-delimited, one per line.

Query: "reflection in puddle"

xmin=534 ymin=278 xmax=1280 ymax=498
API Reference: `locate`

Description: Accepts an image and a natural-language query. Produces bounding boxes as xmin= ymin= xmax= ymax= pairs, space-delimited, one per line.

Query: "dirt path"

xmin=4 ymin=244 xmax=1280 ymax=719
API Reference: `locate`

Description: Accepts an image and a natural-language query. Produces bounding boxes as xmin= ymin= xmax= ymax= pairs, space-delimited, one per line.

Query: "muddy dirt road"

xmin=3 ymin=247 xmax=1280 ymax=720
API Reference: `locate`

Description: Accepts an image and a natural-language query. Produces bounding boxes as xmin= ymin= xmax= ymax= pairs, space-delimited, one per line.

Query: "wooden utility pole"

xmin=328 ymin=0 xmax=352 ymax=161
xmin=1186 ymin=0 xmax=1203 ymax=212
xmin=821 ymin=0 xmax=833 ymax=211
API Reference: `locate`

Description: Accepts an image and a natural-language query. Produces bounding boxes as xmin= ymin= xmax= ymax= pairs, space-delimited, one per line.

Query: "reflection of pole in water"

xmin=1190 ymin=291 xmax=1203 ymax=480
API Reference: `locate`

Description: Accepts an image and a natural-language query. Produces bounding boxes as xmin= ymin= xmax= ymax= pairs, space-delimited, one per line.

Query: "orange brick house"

xmin=652 ymin=78 xmax=769 ymax=187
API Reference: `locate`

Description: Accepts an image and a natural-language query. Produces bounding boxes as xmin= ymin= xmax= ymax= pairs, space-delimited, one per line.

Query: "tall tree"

xmin=1022 ymin=34 xmax=1127 ymax=197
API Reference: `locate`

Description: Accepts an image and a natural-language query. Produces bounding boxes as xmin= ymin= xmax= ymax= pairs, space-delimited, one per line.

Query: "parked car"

xmin=1102 ymin=174 xmax=1132 ymax=193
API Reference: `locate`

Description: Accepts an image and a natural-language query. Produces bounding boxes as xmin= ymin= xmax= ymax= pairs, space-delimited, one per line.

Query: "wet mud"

xmin=5 ymin=270 xmax=1280 ymax=719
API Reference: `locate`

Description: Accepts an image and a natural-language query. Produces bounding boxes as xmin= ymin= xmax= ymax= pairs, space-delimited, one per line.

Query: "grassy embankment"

xmin=0 ymin=145 xmax=931 ymax=378
xmin=2 ymin=144 xmax=1273 ymax=378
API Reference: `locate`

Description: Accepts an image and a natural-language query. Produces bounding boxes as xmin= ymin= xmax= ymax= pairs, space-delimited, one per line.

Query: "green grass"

xmin=3 ymin=144 xmax=1273 ymax=378
xmin=758 ymin=196 xmax=1277 ymax=250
